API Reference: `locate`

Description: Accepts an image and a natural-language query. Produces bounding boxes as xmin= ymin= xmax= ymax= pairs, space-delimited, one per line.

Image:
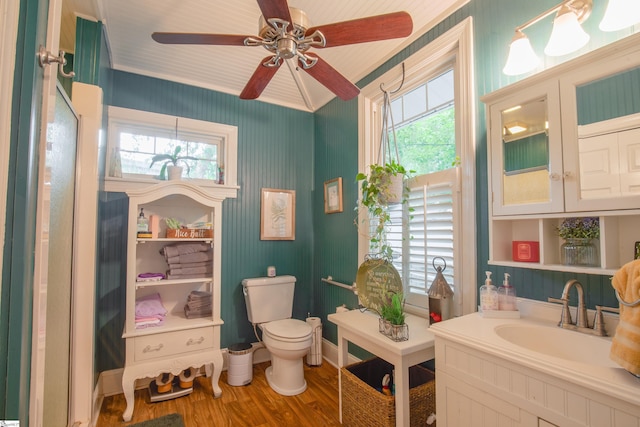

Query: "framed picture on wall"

xmin=260 ymin=188 xmax=296 ymax=240
xmin=324 ymin=177 xmax=343 ymax=214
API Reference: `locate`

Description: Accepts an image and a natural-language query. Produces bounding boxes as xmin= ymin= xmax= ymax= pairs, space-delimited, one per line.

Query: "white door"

xmin=30 ymin=0 xmax=77 ymax=426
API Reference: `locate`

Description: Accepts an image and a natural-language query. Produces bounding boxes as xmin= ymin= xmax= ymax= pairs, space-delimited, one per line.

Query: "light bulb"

xmin=544 ymin=6 xmax=590 ymax=56
xmin=600 ymin=0 xmax=640 ymax=31
xmin=503 ymin=31 xmax=540 ymax=76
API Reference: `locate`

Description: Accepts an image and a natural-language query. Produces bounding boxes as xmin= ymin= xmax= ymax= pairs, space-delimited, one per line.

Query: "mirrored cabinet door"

xmin=489 ymin=80 xmax=564 ymax=215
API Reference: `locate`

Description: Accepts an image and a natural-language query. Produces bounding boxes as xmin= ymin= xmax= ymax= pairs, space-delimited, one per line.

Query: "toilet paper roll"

xmin=306 ymin=316 xmax=322 ymax=329
xmin=306 ymin=316 xmax=323 ymax=366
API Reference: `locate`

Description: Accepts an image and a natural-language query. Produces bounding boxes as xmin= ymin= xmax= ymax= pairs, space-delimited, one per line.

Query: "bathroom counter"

xmin=430 ymin=308 xmax=640 ymax=426
xmin=328 ymin=309 xmax=435 ymax=427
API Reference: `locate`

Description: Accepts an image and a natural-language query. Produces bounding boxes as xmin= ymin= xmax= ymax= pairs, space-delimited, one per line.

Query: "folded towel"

xmin=168 ymin=261 xmax=211 ymax=270
xmin=184 ymin=305 xmax=212 ymax=319
xmin=610 ymin=259 xmax=640 ymax=376
xmin=160 ymin=242 xmax=210 ymax=258
xmin=166 ymin=250 xmax=213 ymax=265
xmin=187 ymin=290 xmax=212 ymax=300
xmin=168 ymin=266 xmax=212 ymax=276
xmin=166 ymin=273 xmax=212 ymax=280
xmin=135 ymin=317 xmax=164 ymax=329
xmin=135 ymin=293 xmax=167 ymax=318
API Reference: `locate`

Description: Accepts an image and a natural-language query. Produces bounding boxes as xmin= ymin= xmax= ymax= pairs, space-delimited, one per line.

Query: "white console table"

xmin=328 ymin=310 xmax=436 ymax=427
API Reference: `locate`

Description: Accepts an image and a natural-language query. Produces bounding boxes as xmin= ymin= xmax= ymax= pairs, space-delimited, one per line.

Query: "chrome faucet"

xmin=548 ymin=279 xmax=617 ymax=336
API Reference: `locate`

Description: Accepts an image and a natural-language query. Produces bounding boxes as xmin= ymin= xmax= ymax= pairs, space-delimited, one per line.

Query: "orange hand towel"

xmin=610 ymin=259 xmax=640 ymax=376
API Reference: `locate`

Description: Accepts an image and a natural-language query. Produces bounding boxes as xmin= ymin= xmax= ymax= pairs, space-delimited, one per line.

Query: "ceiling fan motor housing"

xmin=258 ymin=7 xmax=310 ymax=41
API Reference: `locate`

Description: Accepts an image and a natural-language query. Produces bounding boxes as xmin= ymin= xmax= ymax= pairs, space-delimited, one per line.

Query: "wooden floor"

xmin=96 ymin=361 xmax=341 ymax=426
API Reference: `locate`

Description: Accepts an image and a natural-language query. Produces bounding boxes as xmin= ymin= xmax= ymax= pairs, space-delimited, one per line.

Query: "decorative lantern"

xmin=428 ymin=257 xmax=454 ymax=324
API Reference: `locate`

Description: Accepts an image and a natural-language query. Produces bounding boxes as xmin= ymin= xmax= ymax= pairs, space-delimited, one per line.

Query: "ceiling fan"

xmin=151 ymin=0 xmax=413 ymax=101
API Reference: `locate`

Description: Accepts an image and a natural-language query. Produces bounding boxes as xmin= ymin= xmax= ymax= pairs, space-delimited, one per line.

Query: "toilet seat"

xmin=262 ymin=319 xmax=312 ymax=342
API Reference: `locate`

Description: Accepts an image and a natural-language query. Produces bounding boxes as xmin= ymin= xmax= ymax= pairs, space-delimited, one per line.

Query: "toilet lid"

xmin=263 ymin=319 xmax=312 ymax=339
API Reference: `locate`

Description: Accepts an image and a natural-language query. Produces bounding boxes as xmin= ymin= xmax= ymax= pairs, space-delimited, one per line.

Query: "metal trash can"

xmin=227 ymin=343 xmax=253 ymax=386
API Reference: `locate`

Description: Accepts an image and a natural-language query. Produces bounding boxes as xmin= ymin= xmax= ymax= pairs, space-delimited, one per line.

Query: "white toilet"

xmin=242 ymin=275 xmax=313 ymax=396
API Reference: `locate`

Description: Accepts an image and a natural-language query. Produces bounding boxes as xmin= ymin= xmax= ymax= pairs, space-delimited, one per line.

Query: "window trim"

xmin=105 ymin=106 xmax=239 ymax=196
xmin=357 ymin=17 xmax=476 ymax=317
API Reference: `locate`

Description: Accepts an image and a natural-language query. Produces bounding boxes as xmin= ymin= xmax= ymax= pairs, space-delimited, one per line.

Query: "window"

xmin=387 ymin=169 xmax=460 ymax=311
xmin=358 ymin=18 xmax=476 ymax=317
xmin=106 ymin=107 xmax=238 ymax=192
xmin=391 ymin=69 xmax=457 ymax=175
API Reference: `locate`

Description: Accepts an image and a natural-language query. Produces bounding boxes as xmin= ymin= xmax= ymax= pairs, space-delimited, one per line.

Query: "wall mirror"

xmin=500 ymin=96 xmax=549 ymax=207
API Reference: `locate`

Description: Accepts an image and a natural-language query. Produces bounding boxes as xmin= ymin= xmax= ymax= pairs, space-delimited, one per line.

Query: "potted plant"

xmin=378 ymin=291 xmax=408 ymax=341
xmin=149 ymin=146 xmax=197 ymax=180
xmin=556 ymin=217 xmax=600 ymax=267
xmin=356 ymin=159 xmax=412 ymax=260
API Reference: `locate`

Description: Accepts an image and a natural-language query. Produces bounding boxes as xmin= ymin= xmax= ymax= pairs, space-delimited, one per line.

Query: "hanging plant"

xmin=355 ymin=65 xmax=413 ymax=260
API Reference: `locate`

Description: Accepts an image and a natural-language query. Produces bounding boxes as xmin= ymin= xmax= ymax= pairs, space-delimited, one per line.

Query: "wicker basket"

xmin=341 ymin=357 xmax=435 ymax=427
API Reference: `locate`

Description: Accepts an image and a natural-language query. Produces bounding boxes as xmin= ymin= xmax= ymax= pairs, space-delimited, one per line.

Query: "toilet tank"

xmin=242 ymin=275 xmax=296 ymax=324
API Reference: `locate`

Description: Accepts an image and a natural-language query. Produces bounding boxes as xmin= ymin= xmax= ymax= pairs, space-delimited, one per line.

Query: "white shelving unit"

xmin=489 ymin=211 xmax=640 ymax=276
xmin=120 ymin=181 xmax=227 ymax=422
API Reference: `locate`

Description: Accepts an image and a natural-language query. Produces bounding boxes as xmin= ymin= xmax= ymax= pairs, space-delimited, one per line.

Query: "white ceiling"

xmin=61 ymin=0 xmax=466 ymax=112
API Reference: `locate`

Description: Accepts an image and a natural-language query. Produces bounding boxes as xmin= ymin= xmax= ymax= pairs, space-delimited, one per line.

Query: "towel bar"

xmin=322 ymin=276 xmax=357 ymax=294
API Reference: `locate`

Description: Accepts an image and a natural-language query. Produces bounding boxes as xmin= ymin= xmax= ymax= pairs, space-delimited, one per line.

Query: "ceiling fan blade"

xmin=301 ymin=53 xmax=359 ymax=101
xmin=240 ymin=57 xmax=281 ymax=99
xmin=152 ymin=32 xmax=251 ymax=46
xmin=306 ymin=11 xmax=413 ymax=48
xmin=256 ymin=0 xmax=292 ymax=23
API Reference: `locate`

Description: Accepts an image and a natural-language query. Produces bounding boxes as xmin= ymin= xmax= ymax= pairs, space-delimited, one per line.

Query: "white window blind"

xmin=389 ymin=168 xmax=460 ymax=310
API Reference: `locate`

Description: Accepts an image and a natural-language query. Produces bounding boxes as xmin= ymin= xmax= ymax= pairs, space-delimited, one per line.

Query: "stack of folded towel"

xmin=160 ymin=242 xmax=213 ymax=280
xmin=135 ymin=293 xmax=167 ymax=329
xmin=184 ymin=290 xmax=213 ymax=319
xmin=610 ymin=259 xmax=640 ymax=376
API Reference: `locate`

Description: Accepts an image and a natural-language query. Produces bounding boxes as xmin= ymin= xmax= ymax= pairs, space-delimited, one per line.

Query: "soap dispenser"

xmin=479 ymin=271 xmax=499 ymax=312
xmin=498 ymin=273 xmax=517 ymax=311
xmin=137 ymin=208 xmax=149 ymax=233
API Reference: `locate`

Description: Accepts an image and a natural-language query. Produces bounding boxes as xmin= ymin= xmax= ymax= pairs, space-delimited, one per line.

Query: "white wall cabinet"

xmin=483 ymin=34 xmax=640 ymax=275
xmin=120 ymin=182 xmax=227 ymax=422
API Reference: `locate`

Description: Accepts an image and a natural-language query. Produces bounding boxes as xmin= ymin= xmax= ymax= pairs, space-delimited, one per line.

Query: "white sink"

xmin=494 ymin=323 xmax=618 ymax=367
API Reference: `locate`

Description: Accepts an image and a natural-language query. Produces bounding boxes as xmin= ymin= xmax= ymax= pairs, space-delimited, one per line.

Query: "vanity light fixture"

xmin=599 ymin=0 xmax=640 ymax=31
xmin=503 ymin=0 xmax=592 ymax=76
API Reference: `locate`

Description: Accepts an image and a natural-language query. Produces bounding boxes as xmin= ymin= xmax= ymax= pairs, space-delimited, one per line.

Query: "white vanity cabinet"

xmin=120 ymin=182 xmax=226 ymax=422
xmin=431 ymin=313 xmax=640 ymax=427
xmin=483 ymin=34 xmax=640 ymax=275
xmin=434 ymin=335 xmax=640 ymax=427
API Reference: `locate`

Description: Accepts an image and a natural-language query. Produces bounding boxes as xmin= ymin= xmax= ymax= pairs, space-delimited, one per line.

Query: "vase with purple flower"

xmin=557 ymin=217 xmax=600 ymax=267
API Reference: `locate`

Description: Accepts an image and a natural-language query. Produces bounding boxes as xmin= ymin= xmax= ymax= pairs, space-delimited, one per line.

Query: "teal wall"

xmin=577 ymin=66 xmax=640 ymax=125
